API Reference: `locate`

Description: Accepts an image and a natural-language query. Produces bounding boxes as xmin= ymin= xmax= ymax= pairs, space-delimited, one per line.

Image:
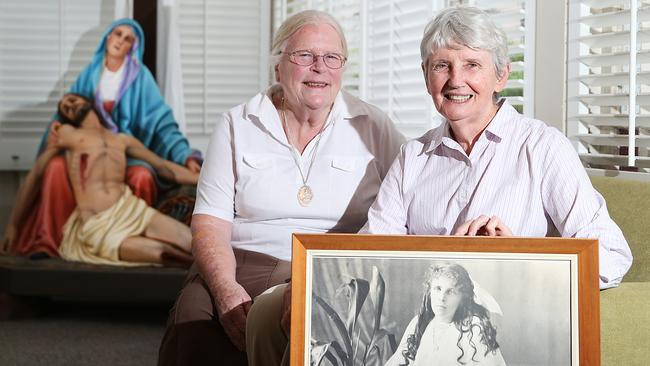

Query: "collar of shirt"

xmin=242 ymin=88 xmax=369 ymax=146
xmin=425 ymin=98 xmax=515 ymax=155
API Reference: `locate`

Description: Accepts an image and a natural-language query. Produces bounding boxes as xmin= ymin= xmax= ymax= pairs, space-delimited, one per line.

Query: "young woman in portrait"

xmin=385 ymin=262 xmax=506 ymax=366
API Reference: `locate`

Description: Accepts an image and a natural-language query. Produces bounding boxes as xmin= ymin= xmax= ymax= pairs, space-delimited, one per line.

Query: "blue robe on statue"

xmin=41 ymin=18 xmax=199 ymax=167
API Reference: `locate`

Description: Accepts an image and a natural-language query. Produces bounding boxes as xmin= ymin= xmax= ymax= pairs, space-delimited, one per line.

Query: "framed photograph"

xmin=290 ymin=234 xmax=600 ymax=366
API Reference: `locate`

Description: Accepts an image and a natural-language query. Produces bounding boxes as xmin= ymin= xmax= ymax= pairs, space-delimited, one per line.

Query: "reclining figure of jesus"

xmin=4 ymin=93 xmax=197 ymax=267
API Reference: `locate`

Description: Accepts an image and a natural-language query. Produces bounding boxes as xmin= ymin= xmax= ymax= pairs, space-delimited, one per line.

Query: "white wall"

xmin=534 ymin=0 xmax=567 ymax=133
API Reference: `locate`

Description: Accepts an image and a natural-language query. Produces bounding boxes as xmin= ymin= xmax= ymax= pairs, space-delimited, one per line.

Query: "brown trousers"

xmin=158 ymin=249 xmax=291 ymax=366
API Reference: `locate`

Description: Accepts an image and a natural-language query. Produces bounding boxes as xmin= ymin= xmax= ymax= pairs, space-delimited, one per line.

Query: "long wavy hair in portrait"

xmin=400 ymin=263 xmax=500 ymax=365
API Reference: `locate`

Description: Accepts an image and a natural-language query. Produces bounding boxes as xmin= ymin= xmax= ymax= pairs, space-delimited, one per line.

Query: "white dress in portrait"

xmin=385 ymin=316 xmax=506 ymax=366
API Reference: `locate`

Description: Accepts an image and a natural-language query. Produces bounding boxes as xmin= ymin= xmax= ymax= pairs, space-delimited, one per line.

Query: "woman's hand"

xmin=214 ymin=281 xmax=253 ymax=351
xmin=185 ymin=158 xmax=201 ymax=173
xmin=280 ymin=282 xmax=292 ymax=337
xmin=453 ymin=215 xmax=513 ymax=236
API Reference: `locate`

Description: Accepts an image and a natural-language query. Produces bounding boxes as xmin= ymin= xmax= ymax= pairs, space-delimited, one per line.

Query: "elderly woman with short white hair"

xmin=366 ymin=7 xmax=631 ymax=287
xmin=157 ymin=10 xmax=404 ymax=366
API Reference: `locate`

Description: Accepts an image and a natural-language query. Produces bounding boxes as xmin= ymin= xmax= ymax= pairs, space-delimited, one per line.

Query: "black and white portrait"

xmin=305 ymin=252 xmax=576 ymax=366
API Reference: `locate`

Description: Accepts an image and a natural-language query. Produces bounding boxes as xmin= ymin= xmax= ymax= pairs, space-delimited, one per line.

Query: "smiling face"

xmin=423 ymin=45 xmax=509 ymax=126
xmin=429 ymin=274 xmax=463 ymax=323
xmin=275 ymin=23 xmax=344 ymax=113
xmin=105 ymin=25 xmax=136 ymax=60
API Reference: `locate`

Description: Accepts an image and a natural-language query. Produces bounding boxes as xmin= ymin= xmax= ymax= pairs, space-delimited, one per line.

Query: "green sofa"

xmin=591 ymin=175 xmax=650 ymax=366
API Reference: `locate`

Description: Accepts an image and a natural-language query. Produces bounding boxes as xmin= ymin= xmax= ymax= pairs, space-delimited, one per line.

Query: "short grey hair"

xmin=270 ymin=10 xmax=348 ymax=68
xmin=420 ymin=6 xmax=509 ymax=77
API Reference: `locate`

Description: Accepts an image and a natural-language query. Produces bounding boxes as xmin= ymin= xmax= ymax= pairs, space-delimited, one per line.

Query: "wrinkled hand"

xmin=280 ymin=282 xmax=292 ymax=337
xmin=453 ymin=215 xmax=513 ymax=236
xmin=46 ymin=121 xmax=62 ymax=149
xmin=215 ymin=282 xmax=252 ymax=351
xmin=185 ymin=158 xmax=201 ymax=173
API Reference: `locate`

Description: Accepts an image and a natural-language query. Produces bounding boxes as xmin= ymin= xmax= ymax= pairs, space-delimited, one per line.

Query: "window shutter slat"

xmin=567 ymin=0 xmax=650 ymax=173
xmin=178 ymin=0 xmax=267 ymax=142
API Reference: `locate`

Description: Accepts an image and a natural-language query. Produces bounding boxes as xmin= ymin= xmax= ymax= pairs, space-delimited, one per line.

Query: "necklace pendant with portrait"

xmin=297 ymin=185 xmax=313 ymax=206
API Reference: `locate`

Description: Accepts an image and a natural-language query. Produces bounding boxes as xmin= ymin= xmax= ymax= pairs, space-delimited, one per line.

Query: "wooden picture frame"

xmin=290 ymin=233 xmax=600 ymax=366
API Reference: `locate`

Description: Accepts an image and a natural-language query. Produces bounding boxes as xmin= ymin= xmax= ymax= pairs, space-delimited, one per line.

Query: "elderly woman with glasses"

xmin=157 ymin=10 xmax=405 ymax=366
xmin=366 ymin=7 xmax=631 ymax=289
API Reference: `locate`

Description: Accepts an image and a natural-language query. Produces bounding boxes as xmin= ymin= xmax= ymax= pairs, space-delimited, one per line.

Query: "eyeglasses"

xmin=283 ymin=50 xmax=347 ymax=69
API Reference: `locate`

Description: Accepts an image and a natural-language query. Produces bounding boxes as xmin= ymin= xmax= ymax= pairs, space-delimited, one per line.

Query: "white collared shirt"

xmin=194 ymin=89 xmax=405 ymax=261
xmin=364 ymin=101 xmax=632 ymax=289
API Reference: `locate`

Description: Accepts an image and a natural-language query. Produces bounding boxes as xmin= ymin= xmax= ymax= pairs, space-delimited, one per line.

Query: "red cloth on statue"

xmin=11 ymin=156 xmax=157 ymax=257
xmin=103 ymin=100 xmax=115 ymax=115
xmin=13 ymin=156 xmax=75 ymax=257
xmin=126 ymin=165 xmax=158 ymax=206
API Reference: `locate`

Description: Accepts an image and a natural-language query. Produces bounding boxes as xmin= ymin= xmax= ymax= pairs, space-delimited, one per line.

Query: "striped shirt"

xmin=364 ymin=101 xmax=632 ymax=289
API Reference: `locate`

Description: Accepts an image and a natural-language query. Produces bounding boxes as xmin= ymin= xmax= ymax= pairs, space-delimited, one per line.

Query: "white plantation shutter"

xmin=177 ymin=0 xmax=270 ymax=152
xmin=568 ymin=0 xmax=650 ymax=174
xmin=274 ymin=0 xmax=535 ymax=138
xmin=0 ymin=0 xmax=116 ymax=170
xmin=365 ymin=0 xmax=438 ymax=137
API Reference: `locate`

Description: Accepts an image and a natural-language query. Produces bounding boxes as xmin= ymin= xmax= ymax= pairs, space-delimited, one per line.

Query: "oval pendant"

xmin=297 ymin=185 xmax=313 ymax=206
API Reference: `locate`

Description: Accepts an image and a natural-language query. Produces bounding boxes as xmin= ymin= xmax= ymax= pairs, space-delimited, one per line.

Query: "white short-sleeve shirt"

xmin=194 ymin=89 xmax=405 ymax=261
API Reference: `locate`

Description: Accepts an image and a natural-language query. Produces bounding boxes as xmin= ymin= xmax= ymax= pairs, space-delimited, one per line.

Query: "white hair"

xmin=270 ymin=10 xmax=348 ymax=69
xmin=420 ymin=6 xmax=509 ymax=77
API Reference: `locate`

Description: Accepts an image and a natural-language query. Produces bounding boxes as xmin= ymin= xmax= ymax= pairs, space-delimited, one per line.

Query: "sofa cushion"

xmin=600 ymin=282 xmax=650 ymax=366
xmin=590 ymin=176 xmax=650 ymax=282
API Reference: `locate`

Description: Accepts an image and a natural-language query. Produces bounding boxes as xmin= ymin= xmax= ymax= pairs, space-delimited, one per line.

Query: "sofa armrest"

xmin=600 ymin=282 xmax=650 ymax=366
